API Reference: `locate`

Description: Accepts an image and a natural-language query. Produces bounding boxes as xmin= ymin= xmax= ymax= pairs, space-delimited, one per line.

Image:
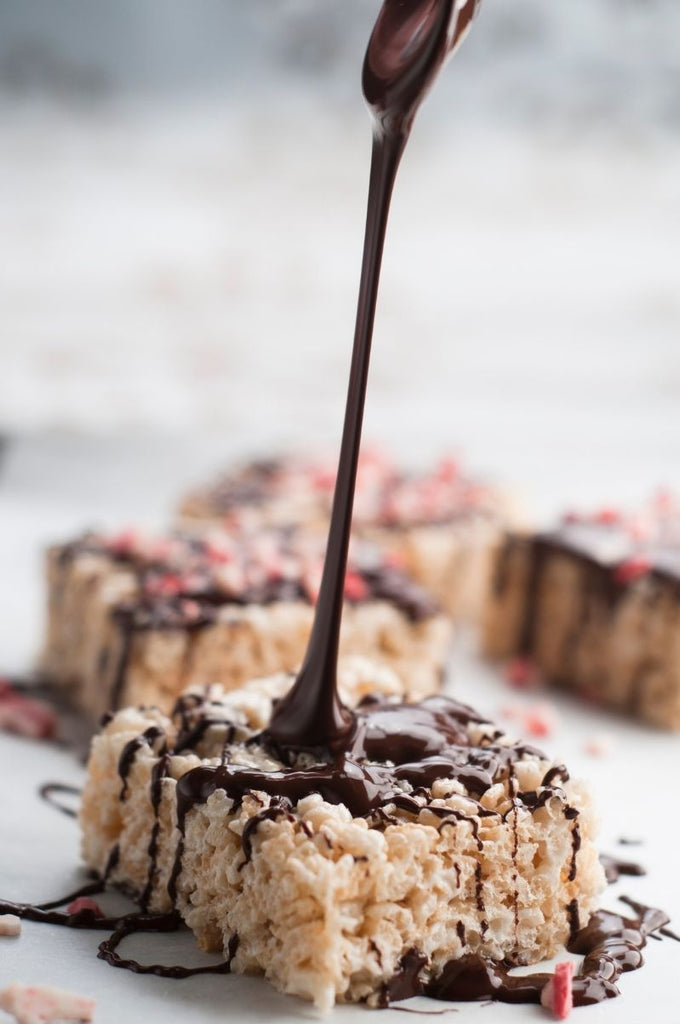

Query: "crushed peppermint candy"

xmin=0 ymin=984 xmax=95 ymax=1024
xmin=504 ymin=656 xmax=541 ymax=690
xmin=614 ymin=556 xmax=652 ymax=584
xmin=0 ymin=915 xmax=21 ymax=937
xmin=584 ymin=732 xmax=616 ymax=758
xmin=66 ymin=897 xmax=103 ymax=918
xmin=0 ymin=688 xmax=57 ymax=741
xmin=500 ymin=701 xmax=558 ymax=738
xmin=540 ymin=961 xmax=574 ymax=1020
xmin=523 ymin=702 xmax=558 ymax=738
xmin=344 ymin=571 xmax=368 ymax=602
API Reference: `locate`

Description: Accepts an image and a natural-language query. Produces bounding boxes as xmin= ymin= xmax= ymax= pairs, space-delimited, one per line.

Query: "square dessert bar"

xmin=81 ymin=669 xmax=605 ymax=1010
xmin=178 ymin=449 xmax=510 ymax=619
xmin=42 ymin=528 xmax=450 ymax=721
xmin=483 ymin=498 xmax=680 ymax=729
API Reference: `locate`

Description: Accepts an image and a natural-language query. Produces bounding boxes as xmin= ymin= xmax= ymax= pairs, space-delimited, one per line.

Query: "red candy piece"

xmin=0 ymin=693 xmax=57 ymax=740
xmin=523 ymin=703 xmax=558 ymax=738
xmin=311 ymin=466 xmax=336 ymax=491
xmin=437 ymin=456 xmax=459 ymax=483
xmin=594 ymin=507 xmax=621 ymax=526
xmin=144 ymin=573 xmax=183 ymax=598
xmin=67 ymin=897 xmax=103 ymax=918
xmin=504 ymin=657 xmax=539 ymax=690
xmin=303 ymin=564 xmax=323 ymax=604
xmin=615 ymin=556 xmax=651 ymax=584
xmin=541 ymin=960 xmax=574 ymax=1020
xmin=204 ymin=540 xmax=233 ymax=565
xmin=563 ymin=511 xmax=582 ymax=525
xmin=107 ymin=528 xmax=139 ymax=556
xmin=344 ymin=572 xmax=368 ymax=602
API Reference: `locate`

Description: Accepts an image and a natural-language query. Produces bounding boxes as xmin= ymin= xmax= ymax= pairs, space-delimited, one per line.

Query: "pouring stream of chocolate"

xmin=267 ymin=0 xmax=481 ymax=754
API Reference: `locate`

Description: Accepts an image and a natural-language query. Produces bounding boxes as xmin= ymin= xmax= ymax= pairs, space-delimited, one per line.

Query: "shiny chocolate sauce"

xmin=265 ymin=0 xmax=481 ymax=757
xmin=38 ymin=781 xmax=82 ymax=819
xmin=97 ymin=914 xmax=237 ymax=978
xmin=600 ymin=852 xmax=646 ymax=886
xmin=392 ymin=897 xmax=673 ymax=1007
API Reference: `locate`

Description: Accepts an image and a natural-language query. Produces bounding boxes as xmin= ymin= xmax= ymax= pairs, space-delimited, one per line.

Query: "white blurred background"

xmin=1 ymin=0 xmax=679 ymax=665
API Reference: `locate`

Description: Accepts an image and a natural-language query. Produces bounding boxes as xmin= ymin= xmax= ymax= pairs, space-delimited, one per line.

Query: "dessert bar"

xmin=81 ymin=671 xmax=605 ymax=1010
xmin=179 ymin=449 xmax=509 ymax=619
xmin=483 ymin=500 xmax=680 ymax=728
xmin=42 ymin=528 xmax=450 ymax=721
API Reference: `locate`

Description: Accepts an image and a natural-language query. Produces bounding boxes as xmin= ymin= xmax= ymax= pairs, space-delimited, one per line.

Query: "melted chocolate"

xmin=0 ymin=846 xmax=119 ymax=929
xmin=381 ymin=948 xmax=428 ymax=1007
xmin=118 ymin=726 xmax=165 ymax=800
xmin=38 ymin=781 xmax=81 ymax=819
xmin=384 ymin=897 xmax=673 ymax=1008
xmin=266 ymin=0 xmax=480 ymax=755
xmin=600 ymin=853 xmax=647 ymax=886
xmin=173 ymin=696 xmax=551 ymax=827
xmin=97 ymin=912 xmax=237 ymax=978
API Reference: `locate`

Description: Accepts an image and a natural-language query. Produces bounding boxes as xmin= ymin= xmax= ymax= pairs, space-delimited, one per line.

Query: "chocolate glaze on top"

xmin=492 ymin=508 xmax=680 ymax=674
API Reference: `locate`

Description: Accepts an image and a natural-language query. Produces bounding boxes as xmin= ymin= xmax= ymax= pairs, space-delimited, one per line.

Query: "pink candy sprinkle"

xmin=615 ymin=556 xmax=651 ymax=584
xmin=437 ymin=456 xmax=459 ymax=483
xmin=541 ymin=961 xmax=574 ymax=1020
xmin=303 ymin=564 xmax=323 ymax=604
xmin=67 ymin=897 xmax=103 ymax=918
xmin=204 ymin=540 xmax=233 ymax=565
xmin=524 ymin=703 xmax=558 ymax=738
xmin=107 ymin=528 xmax=139 ymax=556
xmin=0 ymin=693 xmax=57 ymax=741
xmin=344 ymin=572 xmax=368 ymax=602
xmin=584 ymin=733 xmax=615 ymax=758
xmin=594 ymin=507 xmax=621 ymax=526
xmin=144 ymin=573 xmax=183 ymax=598
xmin=311 ymin=466 xmax=336 ymax=491
xmin=0 ymin=983 xmax=96 ymax=1024
xmin=504 ymin=657 xmax=540 ymax=690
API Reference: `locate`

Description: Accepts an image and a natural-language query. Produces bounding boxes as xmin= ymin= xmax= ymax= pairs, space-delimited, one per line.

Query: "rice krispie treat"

xmin=178 ymin=449 xmax=509 ymax=619
xmin=483 ymin=495 xmax=680 ymax=729
xmin=81 ymin=668 xmax=605 ymax=1011
xmin=42 ymin=527 xmax=449 ymax=721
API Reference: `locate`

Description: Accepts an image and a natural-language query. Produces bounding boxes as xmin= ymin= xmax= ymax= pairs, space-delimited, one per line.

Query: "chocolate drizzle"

xmin=38 ymin=781 xmax=81 ymax=819
xmin=393 ymin=897 xmax=674 ymax=1008
xmin=118 ymin=726 xmax=165 ymax=800
xmin=600 ymin=853 xmax=647 ymax=886
xmin=97 ymin=913 xmax=237 ymax=978
xmin=0 ymin=846 xmax=119 ymax=929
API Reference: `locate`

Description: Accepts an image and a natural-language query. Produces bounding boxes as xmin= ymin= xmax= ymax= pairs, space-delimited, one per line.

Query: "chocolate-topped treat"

xmin=80 ymin=671 xmax=605 ymax=1010
xmin=41 ymin=527 xmax=450 ymax=722
xmin=483 ymin=494 xmax=680 ymax=728
xmin=179 ymin=448 xmax=509 ymax=620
